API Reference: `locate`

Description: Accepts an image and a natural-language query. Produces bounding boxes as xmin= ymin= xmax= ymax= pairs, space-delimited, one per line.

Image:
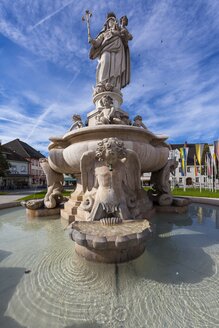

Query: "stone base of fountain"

xmin=155 ymin=205 xmax=188 ymax=214
xmin=154 ymin=197 xmax=190 ymax=214
xmin=70 ymin=219 xmax=153 ymax=263
xmin=26 ymin=206 xmax=62 ymax=218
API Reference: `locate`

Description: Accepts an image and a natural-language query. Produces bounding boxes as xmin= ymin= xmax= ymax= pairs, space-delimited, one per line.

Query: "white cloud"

xmin=0 ymin=0 xmax=219 ymax=153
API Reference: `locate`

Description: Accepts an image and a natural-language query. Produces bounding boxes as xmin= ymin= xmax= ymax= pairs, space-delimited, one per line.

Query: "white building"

xmin=141 ymin=143 xmax=218 ymax=190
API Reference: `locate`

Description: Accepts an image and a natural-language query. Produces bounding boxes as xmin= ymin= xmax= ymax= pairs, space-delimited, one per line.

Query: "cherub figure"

xmin=69 ymin=114 xmax=84 ymax=131
xmin=96 ymin=95 xmax=116 ymax=125
xmin=120 ymin=112 xmax=132 ymax=125
xmin=80 ymin=137 xmax=141 ymax=221
xmin=111 ymin=111 xmax=131 ymax=125
xmin=133 ymin=115 xmax=147 ymax=129
xmin=120 ymin=15 xmax=133 ymax=47
xmin=96 ymin=95 xmax=131 ymax=125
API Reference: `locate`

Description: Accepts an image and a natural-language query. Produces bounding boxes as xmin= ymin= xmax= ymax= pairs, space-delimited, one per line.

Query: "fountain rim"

xmin=48 ymin=125 xmax=169 ymax=150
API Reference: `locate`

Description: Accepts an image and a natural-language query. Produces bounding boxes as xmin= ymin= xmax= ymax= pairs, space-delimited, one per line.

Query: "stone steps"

xmin=61 ymin=193 xmax=83 ymax=223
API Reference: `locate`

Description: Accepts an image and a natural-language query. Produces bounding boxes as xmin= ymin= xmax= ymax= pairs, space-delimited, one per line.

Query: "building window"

xmin=187 ymin=167 xmax=191 ymax=173
xmin=21 ymin=165 xmax=26 ymax=173
xmin=196 ymin=177 xmax=199 ymax=183
xmin=179 ymin=178 xmax=183 ymax=183
xmin=10 ymin=165 xmax=18 ymax=174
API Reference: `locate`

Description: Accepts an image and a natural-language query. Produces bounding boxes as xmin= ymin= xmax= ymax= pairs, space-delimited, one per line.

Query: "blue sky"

xmin=0 ymin=0 xmax=219 ymax=154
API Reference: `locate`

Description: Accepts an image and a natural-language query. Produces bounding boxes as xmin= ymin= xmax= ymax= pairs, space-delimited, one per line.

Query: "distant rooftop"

xmin=1 ymin=145 xmax=29 ymax=162
xmin=3 ymin=139 xmax=45 ymax=159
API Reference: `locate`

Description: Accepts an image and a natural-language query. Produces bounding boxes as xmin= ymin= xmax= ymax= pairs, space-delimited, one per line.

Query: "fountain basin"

xmin=70 ymin=219 xmax=153 ymax=263
xmin=48 ymin=125 xmax=170 ymax=174
xmin=0 ymin=204 xmax=219 ymax=327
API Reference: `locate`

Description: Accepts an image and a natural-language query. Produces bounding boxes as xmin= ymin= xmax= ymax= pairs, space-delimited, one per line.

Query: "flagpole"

xmin=214 ymin=157 xmax=216 ymax=192
xmin=211 ymin=153 xmax=213 ymax=191
xmin=184 ymin=175 xmax=186 ymax=192
xmin=199 ymin=164 xmax=201 ymax=192
xmin=215 ymin=165 xmax=216 ymax=192
xmin=205 ymin=153 xmax=207 ymax=190
xmin=214 ymin=140 xmax=219 ymax=192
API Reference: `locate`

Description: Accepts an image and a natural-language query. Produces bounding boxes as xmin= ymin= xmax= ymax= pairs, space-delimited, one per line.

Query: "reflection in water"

xmin=0 ymin=205 xmax=218 ymax=328
xmin=197 ymin=206 xmax=203 ymax=224
xmin=216 ymin=210 xmax=219 ymax=229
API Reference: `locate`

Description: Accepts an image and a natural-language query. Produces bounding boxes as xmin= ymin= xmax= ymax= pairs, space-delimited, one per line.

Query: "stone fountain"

xmin=23 ymin=11 xmax=188 ymax=263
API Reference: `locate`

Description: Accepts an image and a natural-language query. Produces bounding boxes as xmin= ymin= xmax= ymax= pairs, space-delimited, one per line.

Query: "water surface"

xmin=0 ymin=204 xmax=219 ymax=328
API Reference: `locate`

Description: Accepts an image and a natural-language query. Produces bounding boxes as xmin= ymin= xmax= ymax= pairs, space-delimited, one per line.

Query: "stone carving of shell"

xmin=100 ymin=217 xmax=123 ymax=226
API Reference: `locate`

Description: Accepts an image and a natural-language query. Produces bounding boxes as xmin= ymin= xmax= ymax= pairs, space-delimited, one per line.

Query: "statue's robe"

xmin=89 ymin=28 xmax=130 ymax=89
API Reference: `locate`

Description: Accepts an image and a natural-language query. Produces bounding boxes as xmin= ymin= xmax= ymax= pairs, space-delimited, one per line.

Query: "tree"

xmin=0 ymin=146 xmax=10 ymax=177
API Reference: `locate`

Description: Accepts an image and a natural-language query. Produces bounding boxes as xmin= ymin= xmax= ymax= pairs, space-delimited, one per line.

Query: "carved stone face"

xmin=73 ymin=114 xmax=81 ymax=121
xmin=101 ymin=95 xmax=113 ymax=108
xmin=105 ymin=82 xmax=113 ymax=91
xmin=105 ymin=142 xmax=118 ymax=163
xmin=121 ymin=16 xmax=128 ymax=27
xmin=96 ymin=138 xmax=127 ymax=164
xmin=135 ymin=119 xmax=141 ymax=126
xmin=108 ymin=18 xmax=115 ymax=28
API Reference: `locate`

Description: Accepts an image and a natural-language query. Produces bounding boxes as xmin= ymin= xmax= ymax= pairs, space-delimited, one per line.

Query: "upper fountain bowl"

xmin=48 ymin=125 xmax=170 ymax=174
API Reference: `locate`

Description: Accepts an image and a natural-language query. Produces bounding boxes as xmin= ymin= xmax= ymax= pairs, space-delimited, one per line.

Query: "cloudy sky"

xmin=0 ymin=0 xmax=219 ymax=154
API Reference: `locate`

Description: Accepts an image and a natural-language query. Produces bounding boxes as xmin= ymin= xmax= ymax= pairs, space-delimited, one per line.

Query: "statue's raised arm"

xmin=88 ymin=12 xmax=132 ymax=91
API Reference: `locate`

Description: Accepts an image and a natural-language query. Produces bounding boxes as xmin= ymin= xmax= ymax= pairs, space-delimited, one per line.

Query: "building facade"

xmin=0 ymin=145 xmax=30 ymax=189
xmin=3 ymin=139 xmax=46 ymax=188
xmin=141 ymin=143 xmax=218 ymax=189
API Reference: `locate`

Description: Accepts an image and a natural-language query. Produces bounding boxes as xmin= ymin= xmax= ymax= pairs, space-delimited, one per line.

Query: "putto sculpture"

xmin=133 ymin=115 xmax=147 ymax=129
xmin=69 ymin=114 xmax=84 ymax=131
xmin=24 ymin=11 xmax=187 ymax=263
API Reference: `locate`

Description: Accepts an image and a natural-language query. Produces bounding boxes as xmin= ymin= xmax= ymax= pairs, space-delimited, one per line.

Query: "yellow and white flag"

xmin=195 ymin=144 xmax=205 ymax=165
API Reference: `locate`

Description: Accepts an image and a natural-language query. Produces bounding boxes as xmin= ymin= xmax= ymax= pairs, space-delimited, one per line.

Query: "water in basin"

xmin=0 ymin=203 xmax=218 ymax=328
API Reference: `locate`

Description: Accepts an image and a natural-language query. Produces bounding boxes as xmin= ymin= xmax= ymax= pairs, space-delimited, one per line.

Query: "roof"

xmin=3 ymin=139 xmax=45 ymax=159
xmin=0 ymin=145 xmax=29 ymax=162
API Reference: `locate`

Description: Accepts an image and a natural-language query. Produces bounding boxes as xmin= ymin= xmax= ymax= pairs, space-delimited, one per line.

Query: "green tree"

xmin=0 ymin=146 xmax=10 ymax=177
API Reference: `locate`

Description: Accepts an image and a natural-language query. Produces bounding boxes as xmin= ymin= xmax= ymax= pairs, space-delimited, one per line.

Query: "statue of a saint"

xmin=89 ymin=12 xmax=132 ymax=90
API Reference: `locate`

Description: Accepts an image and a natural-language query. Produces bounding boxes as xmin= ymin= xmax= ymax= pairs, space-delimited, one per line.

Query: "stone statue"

xmin=149 ymin=159 xmax=178 ymax=206
xmin=21 ymin=199 xmax=44 ymax=210
xmin=95 ymin=95 xmax=130 ymax=125
xmin=69 ymin=114 xmax=84 ymax=131
xmin=40 ymin=158 xmax=64 ymax=208
xmin=89 ymin=12 xmax=132 ymax=90
xmin=133 ymin=115 xmax=147 ymax=129
xmin=79 ymin=137 xmax=141 ymax=220
xmin=96 ymin=95 xmax=116 ymax=125
xmin=112 ymin=111 xmax=131 ymax=125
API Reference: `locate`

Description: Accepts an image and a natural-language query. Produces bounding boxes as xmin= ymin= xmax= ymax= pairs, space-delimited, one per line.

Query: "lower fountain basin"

xmin=0 ymin=204 xmax=219 ymax=327
xmin=70 ymin=219 xmax=153 ymax=263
